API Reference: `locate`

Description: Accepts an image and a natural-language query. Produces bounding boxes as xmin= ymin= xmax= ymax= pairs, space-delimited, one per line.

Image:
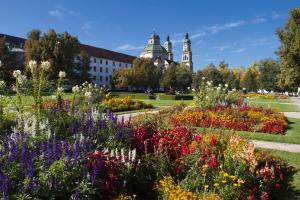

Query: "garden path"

xmin=251 ymin=140 xmax=300 ymax=153
xmin=283 ymin=97 xmax=300 ymax=119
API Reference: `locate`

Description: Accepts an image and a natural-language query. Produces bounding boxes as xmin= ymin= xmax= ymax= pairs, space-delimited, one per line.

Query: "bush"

xmin=112 ymin=93 xmax=153 ymax=100
xmin=103 ymin=96 xmax=153 ymax=112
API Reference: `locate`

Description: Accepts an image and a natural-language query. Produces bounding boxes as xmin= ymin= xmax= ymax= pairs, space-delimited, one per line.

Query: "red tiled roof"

xmin=1 ymin=33 xmax=136 ymax=64
xmin=80 ymin=44 xmax=136 ymax=63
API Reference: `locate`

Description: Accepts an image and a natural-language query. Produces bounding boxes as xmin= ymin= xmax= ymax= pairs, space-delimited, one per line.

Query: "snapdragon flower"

xmin=57 ymin=87 xmax=64 ymax=93
xmin=85 ymin=91 xmax=92 ymax=98
xmin=58 ymin=71 xmax=66 ymax=79
xmin=41 ymin=61 xmax=51 ymax=71
xmin=13 ymin=70 xmax=22 ymax=78
xmin=28 ymin=60 xmax=37 ymax=71
xmin=72 ymin=85 xmax=80 ymax=93
xmin=0 ymin=80 xmax=5 ymax=89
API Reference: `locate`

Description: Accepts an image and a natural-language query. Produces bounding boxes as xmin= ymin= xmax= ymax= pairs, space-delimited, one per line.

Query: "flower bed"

xmin=103 ymin=96 xmax=153 ymax=112
xmin=173 ymin=105 xmax=287 ymax=134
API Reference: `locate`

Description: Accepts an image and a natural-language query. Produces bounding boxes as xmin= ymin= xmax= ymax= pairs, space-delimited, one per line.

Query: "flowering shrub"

xmin=173 ymin=105 xmax=287 ymax=134
xmin=193 ymin=78 xmax=240 ymax=109
xmin=103 ymin=96 xmax=153 ymax=112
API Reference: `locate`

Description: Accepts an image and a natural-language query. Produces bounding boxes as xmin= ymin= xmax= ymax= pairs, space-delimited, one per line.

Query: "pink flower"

xmin=210 ymin=135 xmax=217 ymax=146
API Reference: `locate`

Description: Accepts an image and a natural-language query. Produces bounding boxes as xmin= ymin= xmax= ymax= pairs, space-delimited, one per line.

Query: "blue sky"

xmin=0 ymin=0 xmax=298 ymax=71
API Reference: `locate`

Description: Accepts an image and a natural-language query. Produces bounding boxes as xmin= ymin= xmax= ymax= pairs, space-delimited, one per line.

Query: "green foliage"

xmin=75 ymin=50 xmax=91 ymax=84
xmin=258 ymin=59 xmax=280 ymax=91
xmin=277 ymin=8 xmax=300 ymax=91
xmin=113 ymin=58 xmax=161 ymax=90
xmin=24 ymin=29 xmax=79 ymax=83
xmin=240 ymin=61 xmax=259 ymax=92
xmin=0 ymin=37 xmax=17 ymax=85
xmin=162 ymin=63 xmax=192 ymax=93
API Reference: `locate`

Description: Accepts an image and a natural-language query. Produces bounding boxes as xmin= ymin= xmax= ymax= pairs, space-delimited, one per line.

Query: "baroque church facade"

xmin=140 ymin=32 xmax=193 ymax=71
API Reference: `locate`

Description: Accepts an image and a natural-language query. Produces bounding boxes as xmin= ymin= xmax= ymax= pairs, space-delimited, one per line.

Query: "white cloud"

xmin=251 ymin=17 xmax=267 ymax=24
xmin=205 ymin=58 xmax=217 ymax=62
xmin=205 ymin=20 xmax=245 ymax=34
xmin=272 ymin=12 xmax=287 ymax=20
xmin=49 ymin=8 xmax=79 ymax=20
xmin=81 ymin=21 xmax=92 ymax=35
xmin=213 ymin=45 xmax=231 ymax=51
xmin=232 ymin=48 xmax=246 ymax=53
xmin=49 ymin=9 xmax=64 ymax=19
xmin=190 ymin=32 xmax=207 ymax=39
xmin=117 ymin=43 xmax=144 ymax=51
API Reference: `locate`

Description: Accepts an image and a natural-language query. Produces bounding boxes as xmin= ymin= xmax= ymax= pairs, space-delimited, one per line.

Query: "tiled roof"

xmin=80 ymin=44 xmax=136 ymax=63
xmin=0 ymin=33 xmax=136 ymax=64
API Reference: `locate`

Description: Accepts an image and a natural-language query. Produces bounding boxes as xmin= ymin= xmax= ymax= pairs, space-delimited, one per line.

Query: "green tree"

xmin=0 ymin=37 xmax=16 ymax=85
xmin=218 ymin=60 xmax=231 ymax=85
xmin=201 ymin=63 xmax=222 ymax=86
xmin=24 ymin=29 xmax=80 ymax=83
xmin=258 ymin=58 xmax=280 ymax=91
xmin=192 ymin=70 xmax=204 ymax=89
xmin=75 ymin=50 xmax=91 ymax=84
xmin=176 ymin=64 xmax=192 ymax=91
xmin=112 ymin=68 xmax=132 ymax=89
xmin=131 ymin=58 xmax=161 ymax=89
xmin=24 ymin=29 xmax=41 ymax=69
xmin=240 ymin=62 xmax=259 ymax=92
xmin=161 ymin=63 xmax=177 ymax=93
xmin=277 ymin=8 xmax=300 ymax=91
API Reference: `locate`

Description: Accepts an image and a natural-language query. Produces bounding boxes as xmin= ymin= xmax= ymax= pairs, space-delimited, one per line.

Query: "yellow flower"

xmin=204 ymin=185 xmax=209 ymax=189
xmin=213 ymin=183 xmax=219 ymax=187
xmin=222 ymin=180 xmax=227 ymax=184
xmin=223 ymin=172 xmax=228 ymax=177
xmin=230 ymin=175 xmax=236 ymax=180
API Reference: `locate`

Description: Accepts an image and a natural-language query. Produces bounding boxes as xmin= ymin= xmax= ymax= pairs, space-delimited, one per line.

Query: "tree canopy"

xmin=277 ymin=8 xmax=300 ymax=91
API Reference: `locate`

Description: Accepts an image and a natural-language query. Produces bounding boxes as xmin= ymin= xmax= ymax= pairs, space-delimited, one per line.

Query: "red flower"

xmin=261 ymin=192 xmax=269 ymax=200
xmin=274 ymin=183 xmax=281 ymax=191
xmin=209 ymin=154 xmax=219 ymax=168
xmin=193 ymin=135 xmax=202 ymax=143
xmin=176 ymin=165 xmax=182 ymax=174
xmin=210 ymin=135 xmax=217 ymax=146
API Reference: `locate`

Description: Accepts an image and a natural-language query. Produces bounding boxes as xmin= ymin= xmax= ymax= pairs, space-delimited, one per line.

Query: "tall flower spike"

xmin=28 ymin=60 xmax=37 ymax=71
xmin=41 ymin=61 xmax=51 ymax=71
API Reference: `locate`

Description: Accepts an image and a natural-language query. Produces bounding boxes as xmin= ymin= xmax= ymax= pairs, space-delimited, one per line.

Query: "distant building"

xmin=140 ymin=32 xmax=193 ymax=71
xmin=0 ymin=33 xmax=136 ymax=88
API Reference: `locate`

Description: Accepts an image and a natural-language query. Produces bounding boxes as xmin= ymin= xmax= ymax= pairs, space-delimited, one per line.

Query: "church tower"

xmin=181 ymin=33 xmax=193 ymax=71
xmin=164 ymin=35 xmax=173 ymax=61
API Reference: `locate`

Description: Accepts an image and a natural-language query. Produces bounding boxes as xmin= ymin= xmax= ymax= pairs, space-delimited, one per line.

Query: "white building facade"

xmin=80 ymin=44 xmax=135 ymax=89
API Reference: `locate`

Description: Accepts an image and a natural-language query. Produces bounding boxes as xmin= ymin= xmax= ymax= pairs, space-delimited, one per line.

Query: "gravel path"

xmin=251 ymin=140 xmax=300 ymax=153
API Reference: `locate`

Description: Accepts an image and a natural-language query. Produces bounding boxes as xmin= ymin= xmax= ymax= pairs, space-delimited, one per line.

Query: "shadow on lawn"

xmin=277 ymin=183 xmax=300 ymax=200
xmin=286 ymin=119 xmax=295 ymax=131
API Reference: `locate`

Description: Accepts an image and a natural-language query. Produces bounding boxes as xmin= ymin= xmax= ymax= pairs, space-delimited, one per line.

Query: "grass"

xmin=237 ymin=117 xmax=300 ymax=145
xmin=262 ymin=149 xmax=300 ymax=199
xmin=246 ymin=98 xmax=300 ymax=112
xmin=141 ymin=99 xmax=193 ymax=107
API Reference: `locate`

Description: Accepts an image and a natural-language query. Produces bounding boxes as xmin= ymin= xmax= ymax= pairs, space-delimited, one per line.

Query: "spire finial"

xmin=185 ymin=32 xmax=189 ymax=39
xmin=166 ymin=35 xmax=170 ymax=41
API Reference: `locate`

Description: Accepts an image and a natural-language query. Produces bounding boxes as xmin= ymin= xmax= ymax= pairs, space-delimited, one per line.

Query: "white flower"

xmin=41 ymin=61 xmax=51 ymax=71
xmin=13 ymin=70 xmax=21 ymax=78
xmin=58 ymin=71 xmax=66 ymax=78
xmin=217 ymin=86 xmax=221 ymax=91
xmin=0 ymin=80 xmax=5 ymax=89
xmin=57 ymin=87 xmax=64 ymax=93
xmin=225 ymin=84 xmax=228 ymax=88
xmin=0 ymin=60 xmax=2 ymax=67
xmin=72 ymin=85 xmax=80 ymax=93
xmin=85 ymin=91 xmax=92 ymax=98
xmin=219 ymin=84 xmax=222 ymax=87
xmin=192 ymin=88 xmax=195 ymax=92
xmin=187 ymin=87 xmax=191 ymax=90
xmin=232 ymin=88 xmax=236 ymax=92
xmin=243 ymin=88 xmax=246 ymax=90
xmin=88 ymin=83 xmax=93 ymax=89
xmin=202 ymin=77 xmax=205 ymax=80
xmin=28 ymin=60 xmax=37 ymax=71
xmin=17 ymin=75 xmax=27 ymax=85
xmin=206 ymin=81 xmax=212 ymax=86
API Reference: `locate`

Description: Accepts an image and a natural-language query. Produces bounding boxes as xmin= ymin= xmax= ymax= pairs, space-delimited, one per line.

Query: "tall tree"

xmin=24 ymin=29 xmax=41 ymax=70
xmin=218 ymin=60 xmax=231 ymax=85
xmin=161 ymin=63 xmax=177 ymax=92
xmin=240 ymin=61 xmax=259 ymax=92
xmin=277 ymin=8 xmax=300 ymax=91
xmin=176 ymin=64 xmax=193 ymax=91
xmin=0 ymin=37 xmax=16 ymax=85
xmin=75 ymin=50 xmax=91 ymax=84
xmin=201 ymin=63 xmax=222 ymax=86
xmin=258 ymin=58 xmax=280 ymax=91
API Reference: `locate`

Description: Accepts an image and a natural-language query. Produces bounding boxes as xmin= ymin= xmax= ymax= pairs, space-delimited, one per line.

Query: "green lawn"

xmin=262 ymin=149 xmax=300 ymax=199
xmin=141 ymin=99 xmax=193 ymax=107
xmin=246 ymin=98 xmax=300 ymax=112
xmin=237 ymin=117 xmax=300 ymax=144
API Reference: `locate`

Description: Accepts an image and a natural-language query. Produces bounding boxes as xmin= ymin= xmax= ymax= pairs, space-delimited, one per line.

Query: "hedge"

xmin=112 ymin=93 xmax=151 ymax=99
xmin=158 ymin=94 xmax=193 ymax=100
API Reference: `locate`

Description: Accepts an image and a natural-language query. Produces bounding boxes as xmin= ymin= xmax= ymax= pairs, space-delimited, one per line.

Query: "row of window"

xmin=93 ymin=75 xmax=112 ymax=82
xmin=92 ymin=66 xmax=117 ymax=73
xmin=92 ymin=58 xmax=129 ymax=68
